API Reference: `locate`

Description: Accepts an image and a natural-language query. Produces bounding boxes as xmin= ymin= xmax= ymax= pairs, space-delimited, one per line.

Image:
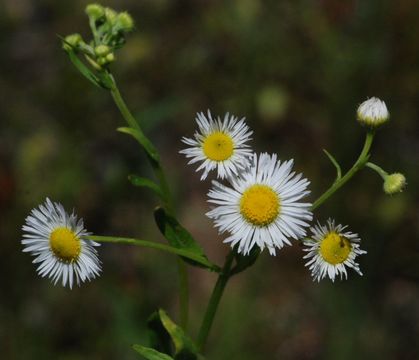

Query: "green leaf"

xmin=147 ymin=311 xmax=173 ymax=355
xmin=154 ymin=207 xmax=216 ymax=270
xmin=323 ymin=149 xmax=342 ymax=182
xmin=87 ymin=235 xmax=220 ymax=271
xmin=231 ymin=246 xmax=260 ymax=276
xmin=129 ymin=174 xmax=163 ymax=198
xmin=133 ymin=345 xmax=174 ymax=360
xmin=117 ymin=127 xmax=160 ymax=163
xmin=66 ymin=50 xmax=103 ymax=88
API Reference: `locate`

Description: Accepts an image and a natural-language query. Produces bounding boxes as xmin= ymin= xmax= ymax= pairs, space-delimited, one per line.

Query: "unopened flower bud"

xmin=383 ymin=173 xmax=406 ymax=195
xmin=105 ymin=53 xmax=115 ymax=63
xmin=85 ymin=4 xmax=105 ymax=19
xmin=116 ymin=12 xmax=134 ymax=32
xmin=105 ymin=7 xmax=117 ymax=24
xmin=357 ymin=97 xmax=390 ymax=128
xmin=63 ymin=33 xmax=83 ymax=51
xmin=95 ymin=44 xmax=111 ymax=57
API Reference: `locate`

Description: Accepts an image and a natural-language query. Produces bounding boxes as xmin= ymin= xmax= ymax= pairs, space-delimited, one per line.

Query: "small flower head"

xmin=303 ymin=219 xmax=367 ymax=282
xmin=85 ymin=3 xmax=105 ymax=20
xmin=62 ymin=33 xmax=83 ymax=52
xmin=105 ymin=7 xmax=118 ymax=24
xmin=95 ymin=44 xmax=111 ymax=57
xmin=116 ymin=12 xmax=135 ymax=32
xmin=383 ymin=173 xmax=406 ymax=195
xmin=22 ymin=198 xmax=101 ymax=288
xmin=180 ymin=111 xmax=253 ymax=180
xmin=357 ymin=97 xmax=389 ymax=128
xmin=207 ymin=153 xmax=312 ymax=255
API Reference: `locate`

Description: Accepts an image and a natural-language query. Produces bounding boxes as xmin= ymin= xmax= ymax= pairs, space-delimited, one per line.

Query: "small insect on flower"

xmin=303 ymin=219 xmax=367 ymax=282
xmin=357 ymin=97 xmax=389 ymax=128
xmin=207 ymin=153 xmax=312 ymax=255
xmin=180 ymin=111 xmax=253 ymax=180
xmin=22 ymin=198 xmax=101 ymax=288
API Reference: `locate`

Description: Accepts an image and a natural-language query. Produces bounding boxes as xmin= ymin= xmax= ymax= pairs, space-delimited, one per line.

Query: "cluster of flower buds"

xmin=62 ymin=3 xmax=134 ymax=69
xmin=357 ymin=97 xmax=406 ymax=195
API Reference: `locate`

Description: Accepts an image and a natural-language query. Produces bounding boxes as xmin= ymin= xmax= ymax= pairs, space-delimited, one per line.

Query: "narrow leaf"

xmin=129 ymin=175 xmax=163 ymax=198
xmin=87 ymin=236 xmax=220 ymax=272
xmin=158 ymin=310 xmax=198 ymax=359
xmin=154 ymin=207 xmax=215 ymax=270
xmin=132 ymin=345 xmax=174 ymax=360
xmin=117 ymin=127 xmax=160 ymax=163
xmin=66 ymin=50 xmax=102 ymax=88
xmin=323 ymin=149 xmax=342 ymax=181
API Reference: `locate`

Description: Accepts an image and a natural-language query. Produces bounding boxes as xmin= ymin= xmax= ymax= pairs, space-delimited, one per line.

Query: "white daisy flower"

xmin=22 ymin=198 xmax=101 ymax=289
xmin=206 ymin=153 xmax=312 ymax=255
xmin=303 ymin=219 xmax=367 ymax=282
xmin=357 ymin=97 xmax=389 ymax=127
xmin=180 ymin=111 xmax=253 ymax=180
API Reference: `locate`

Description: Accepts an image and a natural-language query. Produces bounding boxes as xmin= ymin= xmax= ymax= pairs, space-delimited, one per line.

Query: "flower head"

xmin=303 ymin=219 xmax=366 ymax=282
xmin=22 ymin=198 xmax=101 ymax=288
xmin=207 ymin=153 xmax=312 ymax=255
xmin=357 ymin=97 xmax=389 ymax=128
xmin=180 ymin=111 xmax=253 ymax=180
xmin=383 ymin=173 xmax=406 ymax=195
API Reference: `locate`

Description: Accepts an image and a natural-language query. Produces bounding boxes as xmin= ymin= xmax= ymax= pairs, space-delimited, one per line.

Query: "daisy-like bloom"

xmin=357 ymin=97 xmax=389 ymax=127
xmin=22 ymin=198 xmax=101 ymax=289
xmin=303 ymin=219 xmax=367 ymax=282
xmin=207 ymin=153 xmax=312 ymax=255
xmin=180 ymin=111 xmax=253 ymax=180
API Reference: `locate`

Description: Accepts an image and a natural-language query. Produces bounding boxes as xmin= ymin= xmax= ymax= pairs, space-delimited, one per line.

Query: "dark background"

xmin=1 ymin=0 xmax=418 ymax=359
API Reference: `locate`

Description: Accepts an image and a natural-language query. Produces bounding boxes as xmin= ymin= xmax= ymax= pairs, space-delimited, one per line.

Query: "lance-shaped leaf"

xmin=129 ymin=174 xmax=164 ymax=198
xmin=118 ymin=127 xmax=160 ymax=163
xmin=154 ymin=207 xmax=219 ymax=271
xmin=133 ymin=345 xmax=174 ymax=360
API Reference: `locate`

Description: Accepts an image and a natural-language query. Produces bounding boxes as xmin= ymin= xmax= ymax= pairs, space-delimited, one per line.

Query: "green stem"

xmin=88 ymin=236 xmax=219 ymax=272
xmin=197 ymin=250 xmax=235 ymax=351
xmin=107 ymin=73 xmax=173 ymax=213
xmin=311 ymin=130 xmax=375 ymax=211
xmin=365 ymin=162 xmax=388 ymax=180
xmin=177 ymin=259 xmax=189 ymax=330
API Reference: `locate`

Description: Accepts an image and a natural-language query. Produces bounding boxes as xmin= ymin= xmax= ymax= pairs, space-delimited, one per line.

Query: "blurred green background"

xmin=1 ymin=0 xmax=418 ymax=359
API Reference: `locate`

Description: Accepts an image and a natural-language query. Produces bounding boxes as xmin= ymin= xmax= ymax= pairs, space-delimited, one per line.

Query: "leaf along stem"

xmin=311 ymin=130 xmax=375 ymax=211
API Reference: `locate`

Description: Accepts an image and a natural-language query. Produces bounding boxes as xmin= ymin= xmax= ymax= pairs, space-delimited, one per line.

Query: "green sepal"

xmin=132 ymin=345 xmax=174 ymax=360
xmin=230 ymin=246 xmax=260 ymax=276
xmin=154 ymin=207 xmax=219 ymax=272
xmin=117 ymin=126 xmax=160 ymax=163
xmin=128 ymin=174 xmax=163 ymax=198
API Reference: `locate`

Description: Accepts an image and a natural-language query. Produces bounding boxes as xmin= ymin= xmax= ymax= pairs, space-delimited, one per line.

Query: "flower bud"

xmin=85 ymin=4 xmax=105 ymax=19
xmin=105 ymin=7 xmax=117 ymax=24
xmin=95 ymin=44 xmax=111 ymax=57
xmin=105 ymin=53 xmax=115 ymax=63
xmin=357 ymin=97 xmax=390 ymax=128
xmin=62 ymin=33 xmax=83 ymax=51
xmin=116 ymin=12 xmax=134 ymax=32
xmin=383 ymin=173 xmax=406 ymax=195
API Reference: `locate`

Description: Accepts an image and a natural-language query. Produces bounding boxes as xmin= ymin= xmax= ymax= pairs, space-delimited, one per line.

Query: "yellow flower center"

xmin=49 ymin=227 xmax=81 ymax=262
xmin=319 ymin=232 xmax=352 ymax=265
xmin=202 ymin=132 xmax=234 ymax=161
xmin=240 ymin=184 xmax=280 ymax=226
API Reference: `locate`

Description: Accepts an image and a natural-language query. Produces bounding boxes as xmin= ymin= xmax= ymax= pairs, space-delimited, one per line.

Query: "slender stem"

xmin=177 ymin=258 xmax=189 ymax=330
xmin=311 ymin=130 xmax=375 ymax=211
xmin=197 ymin=250 xmax=236 ymax=351
xmin=88 ymin=236 xmax=219 ymax=272
xmin=107 ymin=74 xmax=174 ymax=214
xmin=365 ymin=162 xmax=388 ymax=180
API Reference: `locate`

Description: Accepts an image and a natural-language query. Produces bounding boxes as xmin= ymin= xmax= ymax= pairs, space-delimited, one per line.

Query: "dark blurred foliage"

xmin=1 ymin=0 xmax=418 ymax=359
